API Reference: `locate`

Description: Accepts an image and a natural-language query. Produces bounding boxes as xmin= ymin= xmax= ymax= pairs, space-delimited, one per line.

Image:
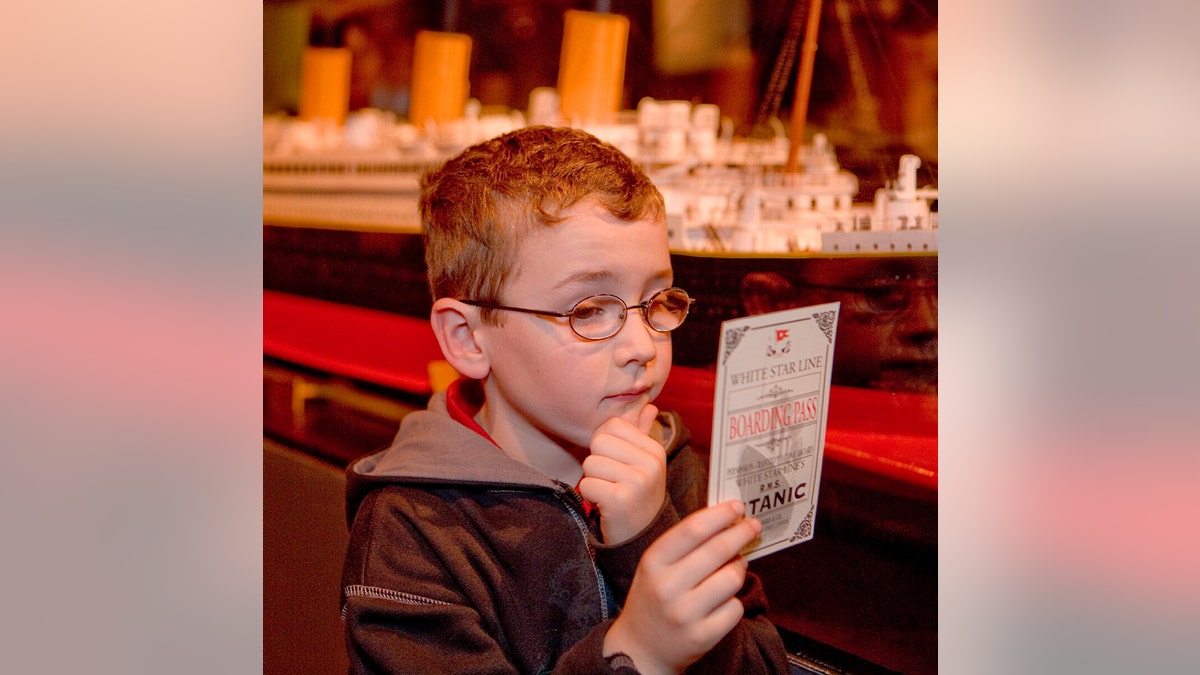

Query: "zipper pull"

xmin=554 ymin=479 xmax=591 ymax=516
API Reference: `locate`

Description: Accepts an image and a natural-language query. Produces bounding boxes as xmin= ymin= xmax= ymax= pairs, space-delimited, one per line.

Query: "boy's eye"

xmin=653 ymin=291 xmax=689 ymax=314
xmin=571 ymin=297 xmax=619 ymax=321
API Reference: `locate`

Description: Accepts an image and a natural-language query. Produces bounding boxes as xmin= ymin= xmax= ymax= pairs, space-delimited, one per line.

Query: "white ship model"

xmin=263 ymin=92 xmax=937 ymax=255
xmin=633 ymin=98 xmax=937 ymax=255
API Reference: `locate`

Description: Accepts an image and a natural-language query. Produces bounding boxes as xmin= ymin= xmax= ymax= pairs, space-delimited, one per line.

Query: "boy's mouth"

xmin=605 ymin=386 xmax=650 ymax=403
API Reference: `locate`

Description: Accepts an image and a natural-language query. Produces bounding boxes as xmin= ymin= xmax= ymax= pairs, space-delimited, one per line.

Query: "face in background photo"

xmin=740 ymin=256 xmax=937 ymax=394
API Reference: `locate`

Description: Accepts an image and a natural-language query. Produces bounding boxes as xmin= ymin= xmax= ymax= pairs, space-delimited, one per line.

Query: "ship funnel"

xmin=898 ymin=155 xmax=921 ymax=198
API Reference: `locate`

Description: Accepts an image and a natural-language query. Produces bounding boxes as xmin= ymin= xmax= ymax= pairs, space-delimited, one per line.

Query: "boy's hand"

xmin=603 ymin=501 xmax=762 ymax=675
xmin=579 ymin=401 xmax=665 ymax=544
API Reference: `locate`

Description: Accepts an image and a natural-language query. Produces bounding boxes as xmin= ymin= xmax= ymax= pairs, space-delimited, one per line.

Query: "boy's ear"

xmin=430 ymin=298 xmax=491 ymax=380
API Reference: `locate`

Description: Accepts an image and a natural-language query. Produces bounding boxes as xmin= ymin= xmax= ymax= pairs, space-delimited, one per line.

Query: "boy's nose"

xmin=613 ymin=308 xmax=660 ymax=365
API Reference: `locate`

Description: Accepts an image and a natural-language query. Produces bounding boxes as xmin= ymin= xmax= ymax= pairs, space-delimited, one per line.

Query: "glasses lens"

xmin=646 ymin=288 xmax=692 ymax=332
xmin=570 ymin=295 xmax=626 ymax=340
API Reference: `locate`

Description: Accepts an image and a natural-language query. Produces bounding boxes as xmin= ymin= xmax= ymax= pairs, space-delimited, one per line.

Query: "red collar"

xmin=445 ymin=378 xmax=498 ymax=446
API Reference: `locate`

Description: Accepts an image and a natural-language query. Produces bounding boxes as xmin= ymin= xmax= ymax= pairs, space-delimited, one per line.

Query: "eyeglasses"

xmin=799 ymin=276 xmax=937 ymax=316
xmin=459 ymin=287 xmax=695 ymax=341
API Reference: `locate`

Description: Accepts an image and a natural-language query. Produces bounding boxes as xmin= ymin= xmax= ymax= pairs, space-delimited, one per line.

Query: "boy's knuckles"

xmin=712 ymin=599 xmax=746 ymax=633
xmin=643 ymin=581 xmax=674 ymax=610
xmin=660 ymin=602 xmax=690 ymax=628
xmin=711 ymin=563 xmax=747 ymax=596
xmin=714 ymin=520 xmax=758 ymax=548
xmin=679 ymin=514 xmax=719 ymax=541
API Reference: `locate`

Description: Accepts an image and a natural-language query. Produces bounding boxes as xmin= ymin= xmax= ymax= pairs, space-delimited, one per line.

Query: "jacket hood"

xmin=345 ymin=388 xmax=692 ymax=526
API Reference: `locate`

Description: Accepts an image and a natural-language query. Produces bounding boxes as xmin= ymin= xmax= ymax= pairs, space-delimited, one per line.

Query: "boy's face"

xmin=476 ymin=202 xmax=674 ymax=450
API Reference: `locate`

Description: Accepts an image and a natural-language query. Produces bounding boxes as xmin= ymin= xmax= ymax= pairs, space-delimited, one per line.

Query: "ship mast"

xmin=786 ymin=0 xmax=824 ymax=174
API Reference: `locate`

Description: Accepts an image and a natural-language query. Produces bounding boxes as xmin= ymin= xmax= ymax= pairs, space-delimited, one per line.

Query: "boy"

xmin=341 ymin=126 xmax=790 ymax=674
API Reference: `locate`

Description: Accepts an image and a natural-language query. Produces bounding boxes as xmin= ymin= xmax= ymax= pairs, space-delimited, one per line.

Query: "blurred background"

xmin=264 ymin=0 xmax=937 ymax=180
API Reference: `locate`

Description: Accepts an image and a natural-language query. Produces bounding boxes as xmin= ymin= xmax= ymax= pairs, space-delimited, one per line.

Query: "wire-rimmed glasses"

xmin=459 ymin=287 xmax=695 ymax=341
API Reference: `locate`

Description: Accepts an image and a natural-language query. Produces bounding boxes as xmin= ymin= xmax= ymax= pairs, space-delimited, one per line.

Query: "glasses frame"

xmin=798 ymin=276 xmax=937 ymax=315
xmin=459 ymin=287 xmax=695 ymax=341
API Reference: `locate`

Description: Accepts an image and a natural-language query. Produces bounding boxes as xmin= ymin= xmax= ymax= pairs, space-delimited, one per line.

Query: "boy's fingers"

xmin=590 ymin=411 xmax=666 ymax=466
xmin=691 ymin=557 xmax=750 ymax=614
xmin=589 ymin=428 xmax=659 ymax=466
xmin=648 ymin=501 xmax=750 ymax=566
xmin=579 ymin=455 xmax=627 ymax=484
xmin=686 ymin=514 xmax=759 ymax=576
xmin=637 ymin=403 xmax=658 ymax=435
xmin=654 ymin=519 xmax=757 ymax=599
xmin=700 ymin=596 xmax=746 ymax=637
xmin=616 ymin=395 xmax=652 ymax=427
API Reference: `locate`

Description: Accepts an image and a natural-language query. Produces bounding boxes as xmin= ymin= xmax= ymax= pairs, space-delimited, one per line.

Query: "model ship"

xmin=264 ymin=5 xmax=935 ymax=255
xmin=263 ymin=95 xmax=937 ymax=255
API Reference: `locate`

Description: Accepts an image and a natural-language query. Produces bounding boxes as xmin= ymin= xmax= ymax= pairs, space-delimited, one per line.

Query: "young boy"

xmin=341 ymin=126 xmax=790 ymax=674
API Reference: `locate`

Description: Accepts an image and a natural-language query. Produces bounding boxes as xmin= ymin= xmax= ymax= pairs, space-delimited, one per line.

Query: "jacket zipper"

xmin=554 ymin=481 xmax=611 ymax=621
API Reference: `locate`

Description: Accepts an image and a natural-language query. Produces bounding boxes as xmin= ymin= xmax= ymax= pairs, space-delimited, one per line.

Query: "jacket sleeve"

xmin=591 ymin=497 xmax=680 ymax=605
xmin=684 ymin=571 xmax=792 ymax=674
xmin=342 ymin=590 xmax=520 ymax=674
xmin=341 ymin=489 xmax=522 ymax=675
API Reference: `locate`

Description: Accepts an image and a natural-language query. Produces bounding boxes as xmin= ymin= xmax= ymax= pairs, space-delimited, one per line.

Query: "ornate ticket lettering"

xmin=708 ymin=302 xmax=839 ymax=561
